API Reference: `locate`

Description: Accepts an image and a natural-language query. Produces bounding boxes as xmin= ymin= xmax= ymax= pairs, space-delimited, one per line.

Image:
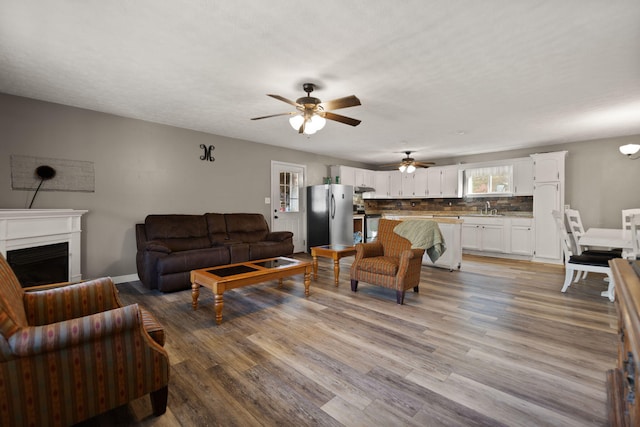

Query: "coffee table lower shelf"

xmin=190 ymin=256 xmax=311 ymax=324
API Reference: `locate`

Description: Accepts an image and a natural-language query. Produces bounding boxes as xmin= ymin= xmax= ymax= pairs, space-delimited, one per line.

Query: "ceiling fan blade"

xmin=267 ymin=94 xmax=301 ymax=107
xmin=250 ymin=112 xmax=296 ymax=120
xmin=415 ymin=161 xmax=435 ymax=166
xmin=321 ymin=95 xmax=361 ymax=111
xmin=324 ymin=111 xmax=361 ymax=127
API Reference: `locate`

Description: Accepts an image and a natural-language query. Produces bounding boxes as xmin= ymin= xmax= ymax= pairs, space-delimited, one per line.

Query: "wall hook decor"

xmin=200 ymin=144 xmax=215 ymax=162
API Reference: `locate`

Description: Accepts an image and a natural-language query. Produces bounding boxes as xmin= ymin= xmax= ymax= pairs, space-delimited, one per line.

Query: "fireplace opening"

xmin=7 ymin=242 xmax=69 ymax=287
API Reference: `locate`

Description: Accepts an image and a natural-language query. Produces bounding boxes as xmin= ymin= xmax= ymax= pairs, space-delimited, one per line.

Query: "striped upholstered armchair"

xmin=0 ymin=254 xmax=169 ymax=427
xmin=350 ymin=219 xmax=425 ymax=304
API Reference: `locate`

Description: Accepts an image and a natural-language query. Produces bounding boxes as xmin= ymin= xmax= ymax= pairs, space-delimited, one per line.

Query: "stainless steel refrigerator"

xmin=306 ymin=184 xmax=354 ymax=252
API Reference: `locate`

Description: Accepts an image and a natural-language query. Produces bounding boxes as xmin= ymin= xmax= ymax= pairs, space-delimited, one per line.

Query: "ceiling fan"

xmin=251 ymin=83 xmax=361 ymax=135
xmin=381 ymin=151 xmax=435 ymax=173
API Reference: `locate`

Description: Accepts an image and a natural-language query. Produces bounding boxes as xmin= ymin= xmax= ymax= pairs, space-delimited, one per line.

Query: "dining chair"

xmin=622 ymin=209 xmax=640 ymax=230
xmin=551 ymin=210 xmax=616 ymax=300
xmin=627 ymin=213 xmax=640 ymax=260
xmin=564 ymin=209 xmax=621 ymax=276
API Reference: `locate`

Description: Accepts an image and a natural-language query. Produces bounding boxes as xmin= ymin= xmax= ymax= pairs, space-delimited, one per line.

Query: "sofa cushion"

xmin=145 ymin=215 xmax=211 ymax=251
xmin=225 ymin=213 xmax=269 ymax=243
xmin=204 ymin=213 xmax=229 ymax=244
xmin=156 ymin=247 xmax=230 ymax=275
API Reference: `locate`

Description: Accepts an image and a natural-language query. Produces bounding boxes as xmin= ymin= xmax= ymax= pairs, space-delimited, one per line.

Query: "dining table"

xmin=578 ymin=227 xmax=637 ymax=301
xmin=578 ymin=228 xmax=635 ymax=251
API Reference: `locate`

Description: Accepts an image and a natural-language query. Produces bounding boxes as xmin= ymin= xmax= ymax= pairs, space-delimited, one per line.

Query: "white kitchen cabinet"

xmin=389 ymin=170 xmax=404 ymax=197
xmin=533 ymin=181 xmax=562 ymax=261
xmin=513 ymin=157 xmax=534 ymax=196
xmin=427 ymin=166 xmax=460 ymax=198
xmin=413 ymin=169 xmax=428 ymax=197
xmin=354 ymin=168 xmax=375 ymax=188
xmin=510 ymin=218 xmax=534 ymax=256
xmin=532 ymin=151 xmax=566 ymax=264
xmin=374 ymin=171 xmax=390 ymax=198
xmin=402 ymin=172 xmax=416 ymax=197
xmin=461 ymin=216 xmax=506 ymax=253
xmin=533 ymin=154 xmax=563 ymax=183
xmin=330 ymin=165 xmax=356 ymax=186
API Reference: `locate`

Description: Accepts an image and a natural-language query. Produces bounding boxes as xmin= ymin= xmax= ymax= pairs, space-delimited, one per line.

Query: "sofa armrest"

xmin=266 ymin=231 xmax=293 ymax=242
xmin=23 ymin=277 xmax=123 ymax=325
xmin=9 ymin=304 xmax=141 ymax=357
xmin=145 ymin=240 xmax=172 ymax=254
xmin=354 ymin=242 xmax=384 ymax=261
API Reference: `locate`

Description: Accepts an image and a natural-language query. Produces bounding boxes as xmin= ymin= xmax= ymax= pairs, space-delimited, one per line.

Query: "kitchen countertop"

xmin=368 ymin=210 xmax=534 ymax=218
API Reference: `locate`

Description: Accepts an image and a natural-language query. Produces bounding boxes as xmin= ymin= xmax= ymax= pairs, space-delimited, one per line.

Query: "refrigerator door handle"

xmin=330 ymin=193 xmax=336 ymax=219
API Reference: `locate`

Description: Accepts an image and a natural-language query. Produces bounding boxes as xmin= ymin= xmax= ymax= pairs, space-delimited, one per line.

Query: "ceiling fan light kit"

xmin=252 ymin=83 xmax=361 ymax=135
xmin=619 ymin=143 xmax=640 ymax=158
xmin=381 ymin=151 xmax=435 ymax=173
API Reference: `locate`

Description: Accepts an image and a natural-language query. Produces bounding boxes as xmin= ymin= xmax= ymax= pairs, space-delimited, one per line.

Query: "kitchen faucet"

xmin=483 ymin=201 xmax=490 ymax=215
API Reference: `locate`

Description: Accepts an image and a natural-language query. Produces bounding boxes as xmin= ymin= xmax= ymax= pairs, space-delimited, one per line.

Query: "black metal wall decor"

xmin=29 ymin=165 xmax=57 ymax=208
xmin=200 ymin=144 xmax=215 ymax=162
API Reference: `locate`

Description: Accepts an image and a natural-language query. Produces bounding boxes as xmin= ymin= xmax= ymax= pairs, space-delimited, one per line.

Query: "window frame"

xmin=463 ymin=164 xmax=514 ymax=197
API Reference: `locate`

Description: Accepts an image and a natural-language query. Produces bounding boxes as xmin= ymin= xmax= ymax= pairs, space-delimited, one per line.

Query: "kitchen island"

xmin=382 ymin=214 xmax=463 ymax=271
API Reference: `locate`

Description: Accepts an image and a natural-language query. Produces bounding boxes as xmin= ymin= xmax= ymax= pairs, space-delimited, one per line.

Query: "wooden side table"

xmin=310 ymin=245 xmax=357 ymax=286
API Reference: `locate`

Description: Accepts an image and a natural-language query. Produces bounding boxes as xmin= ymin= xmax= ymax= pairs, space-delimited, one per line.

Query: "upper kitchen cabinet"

xmin=411 ymin=168 xmax=428 ymax=197
xmin=427 ymin=165 xmax=461 ymax=198
xmin=513 ymin=157 xmax=534 ymax=195
xmin=389 ymin=170 xmax=404 ymax=197
xmin=532 ymin=152 xmax=566 ymax=183
xmin=374 ymin=171 xmax=391 ymax=198
xmin=330 ymin=165 xmax=356 ymax=186
xmin=354 ymin=168 xmax=375 ymax=189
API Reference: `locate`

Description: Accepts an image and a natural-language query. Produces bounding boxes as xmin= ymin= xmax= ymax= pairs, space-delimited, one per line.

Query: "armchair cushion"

xmin=354 ymin=256 xmax=399 ymax=276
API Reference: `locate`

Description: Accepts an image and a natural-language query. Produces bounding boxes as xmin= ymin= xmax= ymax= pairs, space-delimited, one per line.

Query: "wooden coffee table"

xmin=310 ymin=244 xmax=357 ymax=286
xmin=190 ymin=256 xmax=311 ymax=324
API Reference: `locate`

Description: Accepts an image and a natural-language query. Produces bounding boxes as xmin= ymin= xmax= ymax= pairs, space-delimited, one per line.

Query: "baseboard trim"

xmin=112 ymin=274 xmax=139 ymax=284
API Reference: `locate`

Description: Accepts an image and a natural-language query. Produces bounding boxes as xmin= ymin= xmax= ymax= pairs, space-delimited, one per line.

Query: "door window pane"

xmin=279 ymin=172 xmax=299 ymax=212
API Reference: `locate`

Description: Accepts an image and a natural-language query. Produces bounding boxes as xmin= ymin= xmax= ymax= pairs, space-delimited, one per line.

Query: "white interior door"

xmin=271 ymin=161 xmax=306 ymax=253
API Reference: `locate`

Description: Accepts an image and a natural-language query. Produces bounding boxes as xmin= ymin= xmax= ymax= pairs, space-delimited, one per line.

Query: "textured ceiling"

xmin=1 ymin=1 xmax=639 ymax=166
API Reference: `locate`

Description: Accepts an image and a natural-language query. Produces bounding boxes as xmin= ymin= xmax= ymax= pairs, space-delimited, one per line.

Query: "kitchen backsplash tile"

xmin=365 ymin=196 xmax=533 ymax=215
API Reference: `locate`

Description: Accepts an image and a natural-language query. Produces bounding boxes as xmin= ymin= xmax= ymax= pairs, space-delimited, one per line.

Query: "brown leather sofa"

xmin=136 ymin=213 xmax=294 ymax=292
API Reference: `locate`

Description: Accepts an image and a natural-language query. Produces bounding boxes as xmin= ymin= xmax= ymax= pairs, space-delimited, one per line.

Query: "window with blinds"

xmin=464 ymin=165 xmax=513 ymax=195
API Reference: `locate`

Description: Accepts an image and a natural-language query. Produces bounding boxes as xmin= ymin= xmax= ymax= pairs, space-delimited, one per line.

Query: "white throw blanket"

xmin=393 ymin=220 xmax=446 ymax=262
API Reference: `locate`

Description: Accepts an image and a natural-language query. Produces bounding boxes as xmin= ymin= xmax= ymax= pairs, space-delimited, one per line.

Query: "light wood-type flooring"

xmin=78 ymin=254 xmax=618 ymax=426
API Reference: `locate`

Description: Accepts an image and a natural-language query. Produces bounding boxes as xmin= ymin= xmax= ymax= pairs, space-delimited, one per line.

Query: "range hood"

xmin=354 ymin=186 xmax=376 ymax=193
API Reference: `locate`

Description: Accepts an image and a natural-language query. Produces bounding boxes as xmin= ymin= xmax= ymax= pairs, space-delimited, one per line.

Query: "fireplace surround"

xmin=0 ymin=209 xmax=88 ymax=284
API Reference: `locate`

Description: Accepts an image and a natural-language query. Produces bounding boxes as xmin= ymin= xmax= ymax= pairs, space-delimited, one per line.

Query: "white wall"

xmin=0 ymin=94 xmax=368 ymax=278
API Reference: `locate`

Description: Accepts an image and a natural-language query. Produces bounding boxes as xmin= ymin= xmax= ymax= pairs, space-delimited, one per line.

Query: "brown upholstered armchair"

xmin=350 ymin=219 xmax=425 ymax=304
xmin=0 ymin=254 xmax=169 ymax=427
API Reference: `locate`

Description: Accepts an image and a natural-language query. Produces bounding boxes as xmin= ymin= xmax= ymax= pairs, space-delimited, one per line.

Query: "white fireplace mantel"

xmin=0 ymin=209 xmax=88 ymax=282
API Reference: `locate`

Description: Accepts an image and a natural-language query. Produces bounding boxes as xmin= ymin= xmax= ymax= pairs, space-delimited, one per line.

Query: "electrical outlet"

xmin=265 ymin=197 xmax=271 ymax=204
xmin=564 ymin=204 xmax=570 ymax=209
